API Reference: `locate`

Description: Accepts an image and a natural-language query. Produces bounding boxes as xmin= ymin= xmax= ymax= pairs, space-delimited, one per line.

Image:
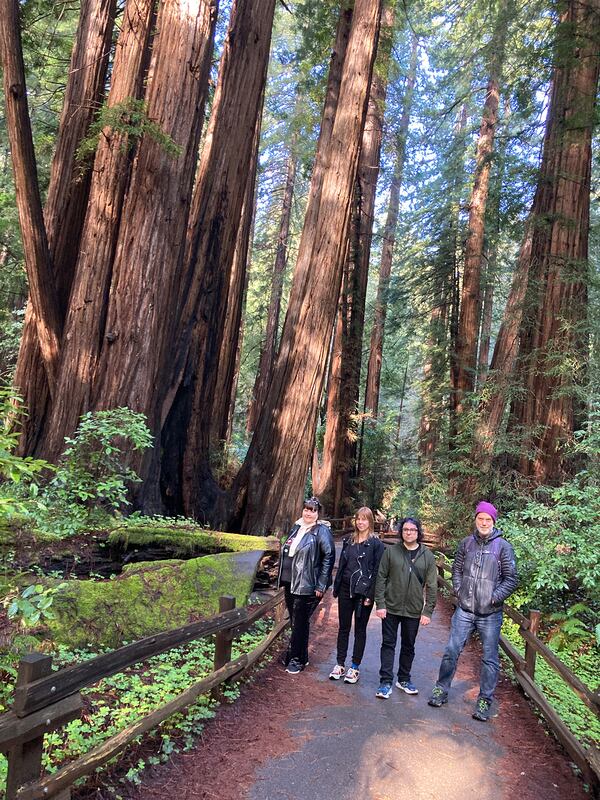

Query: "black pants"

xmin=379 ymin=613 xmax=420 ymax=684
xmin=283 ymin=583 xmax=321 ymax=665
xmin=336 ymin=580 xmax=373 ymax=666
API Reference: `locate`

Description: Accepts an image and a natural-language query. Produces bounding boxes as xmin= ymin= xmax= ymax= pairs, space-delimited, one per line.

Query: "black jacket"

xmin=452 ymin=528 xmax=518 ymax=616
xmin=278 ymin=522 xmax=335 ymax=595
xmin=333 ymin=535 xmax=385 ymax=601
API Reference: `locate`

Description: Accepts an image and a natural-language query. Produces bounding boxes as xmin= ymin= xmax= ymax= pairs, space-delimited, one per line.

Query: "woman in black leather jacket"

xmin=329 ymin=507 xmax=384 ymax=685
xmin=278 ymin=496 xmax=335 ymax=674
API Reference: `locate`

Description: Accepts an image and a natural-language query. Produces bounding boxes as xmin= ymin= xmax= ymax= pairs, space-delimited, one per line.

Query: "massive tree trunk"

xmin=508 ymin=0 xmax=600 ymax=482
xmin=43 ymin=0 xmax=157 ymax=458
xmin=363 ymin=32 xmax=418 ymax=418
xmin=317 ymin=11 xmax=392 ymax=514
xmin=11 ymin=0 xmax=117 ymax=453
xmin=246 ymin=141 xmax=297 ymax=435
xmin=155 ymin=0 xmax=276 ymax=517
xmin=452 ymin=0 xmax=509 ymax=416
xmin=233 ymin=0 xmax=383 ymax=535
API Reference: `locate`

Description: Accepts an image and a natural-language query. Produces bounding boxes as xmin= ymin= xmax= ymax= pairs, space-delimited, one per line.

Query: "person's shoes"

xmin=427 ymin=686 xmax=448 ymax=707
xmin=396 ymin=680 xmax=418 ymax=694
xmin=285 ymin=659 xmax=305 ymax=674
xmin=375 ymin=683 xmax=393 ymax=699
xmin=329 ymin=664 xmax=346 ymax=680
xmin=472 ymin=697 xmax=492 ymax=721
xmin=344 ymin=667 xmax=360 ymax=684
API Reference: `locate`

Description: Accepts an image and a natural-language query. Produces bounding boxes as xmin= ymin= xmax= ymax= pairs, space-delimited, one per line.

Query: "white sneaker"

xmin=344 ymin=667 xmax=360 ymax=684
xmin=329 ymin=664 xmax=346 ymax=680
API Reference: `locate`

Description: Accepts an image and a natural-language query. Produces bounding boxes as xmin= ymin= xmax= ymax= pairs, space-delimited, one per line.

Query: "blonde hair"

xmin=352 ymin=506 xmax=375 ymax=543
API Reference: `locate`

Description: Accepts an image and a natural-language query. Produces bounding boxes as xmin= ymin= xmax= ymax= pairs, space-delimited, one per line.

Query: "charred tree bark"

xmin=452 ymin=0 xmax=509 ymax=416
xmin=11 ymin=0 xmax=117 ymax=454
xmin=234 ymin=0 xmax=383 ymax=535
xmin=43 ymin=0 xmax=157 ymax=459
xmin=508 ymin=0 xmax=600 ymax=482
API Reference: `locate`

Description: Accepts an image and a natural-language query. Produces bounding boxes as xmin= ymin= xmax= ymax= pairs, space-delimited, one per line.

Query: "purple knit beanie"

xmin=475 ymin=501 xmax=498 ymax=522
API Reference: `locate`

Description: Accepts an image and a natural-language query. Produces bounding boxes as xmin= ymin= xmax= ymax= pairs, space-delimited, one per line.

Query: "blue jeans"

xmin=435 ymin=606 xmax=503 ymax=701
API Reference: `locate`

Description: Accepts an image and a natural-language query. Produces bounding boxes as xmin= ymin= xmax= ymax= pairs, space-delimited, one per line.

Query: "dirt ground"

xmin=115 ymin=596 xmax=588 ymax=800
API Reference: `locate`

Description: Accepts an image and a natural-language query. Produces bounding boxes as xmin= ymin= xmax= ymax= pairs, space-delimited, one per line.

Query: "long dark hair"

xmin=399 ymin=516 xmax=423 ymax=543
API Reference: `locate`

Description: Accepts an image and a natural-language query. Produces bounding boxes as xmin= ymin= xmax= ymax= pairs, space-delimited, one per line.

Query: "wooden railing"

xmin=435 ymin=553 xmax=600 ymax=793
xmin=0 ymin=590 xmax=288 ymax=800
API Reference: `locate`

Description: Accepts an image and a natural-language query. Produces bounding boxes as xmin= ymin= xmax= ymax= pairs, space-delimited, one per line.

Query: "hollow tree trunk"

xmin=363 ymin=32 xmax=418 ymax=418
xmin=509 ymin=0 xmax=600 ymax=482
xmin=452 ymin=0 xmax=509 ymax=417
xmin=43 ymin=0 xmax=157 ymax=459
xmin=11 ymin=0 xmax=117 ymax=454
xmin=234 ymin=0 xmax=383 ymax=535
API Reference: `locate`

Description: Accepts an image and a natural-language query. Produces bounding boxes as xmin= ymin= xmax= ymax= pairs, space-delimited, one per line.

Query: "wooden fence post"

xmin=6 ymin=654 xmax=55 ymax=800
xmin=214 ymin=596 xmax=236 ymax=671
xmin=524 ymin=609 xmax=541 ymax=679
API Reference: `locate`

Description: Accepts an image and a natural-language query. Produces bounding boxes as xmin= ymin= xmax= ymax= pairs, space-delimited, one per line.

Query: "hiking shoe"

xmin=427 ymin=686 xmax=448 ymax=707
xmin=396 ymin=680 xmax=418 ymax=695
xmin=329 ymin=664 xmax=346 ymax=680
xmin=285 ymin=659 xmax=304 ymax=674
xmin=472 ymin=698 xmax=492 ymax=721
xmin=344 ymin=667 xmax=360 ymax=684
xmin=375 ymin=683 xmax=393 ymax=699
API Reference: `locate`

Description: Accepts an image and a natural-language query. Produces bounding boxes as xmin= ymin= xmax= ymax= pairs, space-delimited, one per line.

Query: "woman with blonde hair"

xmin=329 ymin=506 xmax=385 ymax=684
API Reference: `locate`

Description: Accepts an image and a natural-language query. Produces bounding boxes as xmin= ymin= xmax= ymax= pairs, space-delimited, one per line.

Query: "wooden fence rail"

xmin=0 ymin=589 xmax=288 ymax=800
xmin=435 ymin=554 xmax=600 ymax=794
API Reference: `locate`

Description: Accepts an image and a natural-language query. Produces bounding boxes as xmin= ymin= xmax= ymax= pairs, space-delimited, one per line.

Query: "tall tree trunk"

xmin=89 ymin=0 xmax=218 ymax=482
xmin=157 ymin=0 xmax=276 ymax=517
xmin=11 ymin=0 xmax=117 ymax=453
xmin=363 ymin=32 xmax=418 ymax=418
xmin=509 ymin=0 xmax=600 ymax=482
xmin=452 ymin=0 xmax=509 ymax=416
xmin=0 ymin=0 xmax=64 ymax=398
xmin=234 ymin=0 xmax=383 ymax=535
xmin=43 ymin=0 xmax=157 ymax=458
xmin=246 ymin=139 xmax=297 ymax=434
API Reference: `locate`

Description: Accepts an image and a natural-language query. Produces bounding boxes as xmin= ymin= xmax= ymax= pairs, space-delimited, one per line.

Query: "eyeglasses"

xmin=402 ymin=527 xmax=418 ymax=533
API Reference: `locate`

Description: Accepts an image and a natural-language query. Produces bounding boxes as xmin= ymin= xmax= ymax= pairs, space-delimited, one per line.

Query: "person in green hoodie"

xmin=374 ymin=517 xmax=437 ymax=699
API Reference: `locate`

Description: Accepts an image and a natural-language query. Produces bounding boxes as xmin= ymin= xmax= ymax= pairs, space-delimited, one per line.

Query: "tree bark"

xmin=452 ymin=0 xmax=509 ymax=416
xmin=234 ymin=0 xmax=383 ymax=535
xmin=363 ymin=32 xmax=418 ymax=418
xmin=43 ymin=0 xmax=157 ymax=459
xmin=0 ymin=0 xmax=63 ymax=398
xmin=11 ymin=0 xmax=117 ymax=453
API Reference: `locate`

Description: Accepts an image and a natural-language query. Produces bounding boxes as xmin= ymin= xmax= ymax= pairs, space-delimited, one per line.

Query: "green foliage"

xmin=76 ymin=98 xmax=183 ymax=165
xmin=3 ymin=582 xmax=67 ymax=628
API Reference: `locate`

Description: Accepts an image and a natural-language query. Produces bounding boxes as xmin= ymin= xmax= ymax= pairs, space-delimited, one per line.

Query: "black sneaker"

xmin=472 ymin=698 xmax=492 ymax=721
xmin=427 ymin=686 xmax=448 ymax=707
xmin=285 ymin=659 xmax=304 ymax=674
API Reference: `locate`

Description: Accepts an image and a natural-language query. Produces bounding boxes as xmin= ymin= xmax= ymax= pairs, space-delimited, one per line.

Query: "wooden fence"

xmin=0 ymin=589 xmax=288 ymax=800
xmin=435 ymin=553 xmax=600 ymax=794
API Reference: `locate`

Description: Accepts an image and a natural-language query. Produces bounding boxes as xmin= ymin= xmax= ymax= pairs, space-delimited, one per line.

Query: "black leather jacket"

xmin=277 ymin=522 xmax=335 ymax=595
xmin=333 ymin=535 xmax=385 ymax=601
xmin=452 ymin=529 xmax=518 ymax=616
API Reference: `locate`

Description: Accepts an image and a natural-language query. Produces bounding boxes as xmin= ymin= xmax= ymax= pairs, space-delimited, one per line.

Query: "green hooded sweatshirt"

xmin=374 ymin=543 xmax=437 ymax=618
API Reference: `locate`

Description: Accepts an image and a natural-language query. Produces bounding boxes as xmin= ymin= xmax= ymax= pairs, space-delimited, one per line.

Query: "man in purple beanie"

xmin=428 ymin=501 xmax=518 ymax=721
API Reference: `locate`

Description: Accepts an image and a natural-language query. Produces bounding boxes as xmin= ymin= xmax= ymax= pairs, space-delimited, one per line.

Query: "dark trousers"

xmin=283 ymin=583 xmax=321 ymax=665
xmin=336 ymin=581 xmax=373 ymax=666
xmin=379 ymin=613 xmax=420 ymax=684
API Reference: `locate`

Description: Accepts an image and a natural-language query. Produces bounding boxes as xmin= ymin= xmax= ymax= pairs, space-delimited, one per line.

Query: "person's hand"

xmin=315 ymin=589 xmax=324 ymax=598
xmin=376 ymin=608 xmax=387 ymax=619
xmin=420 ymin=614 xmax=431 ymax=626
xmin=363 ymin=598 xmax=372 ymax=606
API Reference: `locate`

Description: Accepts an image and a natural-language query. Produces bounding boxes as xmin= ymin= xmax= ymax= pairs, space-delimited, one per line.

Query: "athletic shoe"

xmin=396 ymin=680 xmax=418 ymax=694
xmin=285 ymin=659 xmax=304 ymax=674
xmin=329 ymin=664 xmax=346 ymax=680
xmin=375 ymin=683 xmax=392 ymax=699
xmin=427 ymin=686 xmax=448 ymax=707
xmin=344 ymin=667 xmax=360 ymax=684
xmin=472 ymin=698 xmax=492 ymax=721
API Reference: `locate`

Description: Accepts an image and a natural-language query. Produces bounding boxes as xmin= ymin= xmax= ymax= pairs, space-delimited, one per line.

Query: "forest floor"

xmin=121 ymin=594 xmax=589 ymax=800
